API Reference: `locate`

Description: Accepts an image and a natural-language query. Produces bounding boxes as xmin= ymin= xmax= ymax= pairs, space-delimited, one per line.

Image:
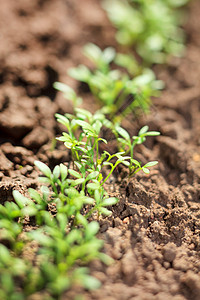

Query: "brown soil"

xmin=0 ymin=0 xmax=200 ymax=299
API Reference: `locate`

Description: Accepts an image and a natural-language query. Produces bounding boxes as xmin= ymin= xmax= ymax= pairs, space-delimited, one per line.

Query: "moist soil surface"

xmin=0 ymin=0 xmax=200 ymax=299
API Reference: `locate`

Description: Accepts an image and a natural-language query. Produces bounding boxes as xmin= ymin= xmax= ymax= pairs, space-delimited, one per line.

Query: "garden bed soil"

xmin=0 ymin=0 xmax=200 ymax=299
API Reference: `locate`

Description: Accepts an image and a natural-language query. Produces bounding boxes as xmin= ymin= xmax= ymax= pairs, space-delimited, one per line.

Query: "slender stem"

xmin=101 ymin=161 xmax=119 ymax=185
xmin=95 ymin=140 xmax=99 ymax=169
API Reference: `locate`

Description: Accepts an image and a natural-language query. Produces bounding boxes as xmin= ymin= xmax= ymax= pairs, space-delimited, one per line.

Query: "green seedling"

xmin=0 ymin=244 xmax=32 ymax=300
xmin=114 ymin=124 xmax=160 ymax=176
xmin=56 ymin=108 xmax=160 ymax=184
xmin=53 ymin=81 xmax=82 ymax=108
xmin=102 ymin=0 xmax=188 ymax=64
xmin=114 ymin=52 xmax=142 ymax=76
xmin=11 ymin=160 xmax=115 ymax=297
xmin=83 ymin=42 xmax=116 ymax=73
xmin=28 ymin=213 xmax=103 ymax=296
xmin=68 ymin=43 xmax=163 ymax=119
xmin=56 ymin=109 xmax=131 ymax=182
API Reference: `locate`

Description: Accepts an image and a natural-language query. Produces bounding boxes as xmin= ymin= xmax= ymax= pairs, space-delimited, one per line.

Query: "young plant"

xmin=56 ymin=109 xmax=130 ymax=183
xmin=28 ymin=213 xmax=104 ymax=296
xmin=10 ymin=160 xmax=115 ymax=297
xmin=0 ymin=244 xmax=33 ymax=300
xmin=114 ymin=124 xmax=160 ymax=177
xmin=56 ymin=108 xmax=160 ymax=185
xmin=102 ymin=0 xmax=189 ymax=64
xmin=68 ymin=43 xmax=163 ymax=119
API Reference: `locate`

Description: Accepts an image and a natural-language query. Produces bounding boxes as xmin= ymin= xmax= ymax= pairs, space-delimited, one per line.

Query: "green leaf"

xmin=85 ymin=221 xmax=99 ymax=238
xmin=87 ymin=182 xmax=100 ymax=190
xmin=138 ymin=126 xmax=149 ymax=136
xmin=144 ymin=131 xmax=160 ymax=136
xmin=22 ymin=206 xmax=37 ymax=217
xmin=12 ymin=191 xmax=30 ymax=209
xmin=1 ymin=273 xmax=14 ymax=294
xmin=34 ymin=161 xmax=52 ymax=178
xmin=0 ymin=244 xmax=11 ymax=264
xmin=122 ymin=160 xmax=130 ymax=166
xmin=55 ymin=113 xmax=70 ymax=128
xmin=28 ymin=188 xmax=42 ymax=204
xmin=83 ymin=197 xmax=94 ymax=205
xmin=60 ymin=163 xmax=68 ymax=181
xmin=57 ymin=213 xmax=67 ymax=232
xmin=68 ymin=169 xmax=82 ymax=179
xmin=102 ymin=197 xmax=118 ymax=206
xmin=29 ymin=230 xmax=52 ymax=247
xmin=142 ymin=167 xmax=150 ymax=174
xmin=98 ymin=252 xmax=113 ymax=265
xmin=131 ymin=159 xmax=141 ymax=167
xmin=53 ymin=165 xmax=60 ymax=180
xmin=53 ymin=82 xmax=76 ymax=100
xmin=144 ymin=161 xmax=158 ymax=167
xmin=38 ymin=177 xmax=51 ymax=184
xmin=98 ymin=207 xmax=112 ymax=216
xmin=76 ymin=213 xmax=88 ymax=227
xmin=115 ymin=126 xmax=130 ymax=141
xmin=70 ymin=178 xmax=85 ymax=187
xmin=81 ymin=275 xmax=101 ymax=290
xmin=41 ymin=186 xmax=50 ymax=202
xmin=103 ymin=47 xmax=116 ymax=64
xmin=75 ymin=120 xmax=95 ymax=135
xmin=83 ymin=43 xmax=102 ymax=64
xmin=68 ymin=65 xmax=91 ymax=82
xmin=86 ymin=171 xmax=99 ymax=181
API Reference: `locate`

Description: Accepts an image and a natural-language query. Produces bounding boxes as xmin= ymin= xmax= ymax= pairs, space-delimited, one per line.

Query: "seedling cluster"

xmin=0 ymin=0 xmax=190 ymax=298
xmin=68 ymin=43 xmax=163 ymax=121
xmin=102 ymin=0 xmax=189 ymax=64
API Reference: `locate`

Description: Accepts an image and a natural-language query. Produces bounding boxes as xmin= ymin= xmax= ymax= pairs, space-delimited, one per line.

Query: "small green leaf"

xmin=98 ymin=207 xmax=112 ymax=216
xmin=81 ymin=275 xmax=101 ymax=291
xmin=13 ymin=191 xmax=30 ymax=209
xmin=142 ymin=167 xmax=150 ymax=174
xmin=41 ymin=186 xmax=50 ymax=202
xmin=68 ymin=169 xmax=82 ymax=179
xmin=98 ymin=252 xmax=113 ymax=265
xmin=28 ymin=188 xmax=42 ymax=204
xmin=122 ymin=161 xmax=130 ymax=166
xmin=34 ymin=161 xmax=52 ymax=178
xmin=144 ymin=131 xmax=160 ymax=136
xmin=138 ymin=126 xmax=149 ymax=136
xmin=131 ymin=159 xmax=141 ymax=167
xmin=71 ymin=178 xmax=85 ymax=187
xmin=53 ymin=165 xmax=60 ymax=180
xmin=86 ymin=171 xmax=99 ymax=181
xmin=87 ymin=182 xmax=100 ymax=190
xmin=60 ymin=163 xmax=68 ymax=181
xmin=29 ymin=230 xmax=52 ymax=247
xmin=115 ymin=126 xmax=130 ymax=141
xmin=53 ymin=82 xmax=76 ymax=100
xmin=144 ymin=161 xmax=158 ymax=167
xmin=76 ymin=213 xmax=88 ymax=227
xmin=83 ymin=43 xmax=102 ymax=64
xmin=103 ymin=47 xmax=116 ymax=64
xmin=22 ymin=206 xmax=37 ymax=217
xmin=68 ymin=65 xmax=91 ymax=82
xmin=75 ymin=120 xmax=95 ymax=135
xmin=81 ymin=197 xmax=94 ymax=205
xmin=0 ymin=244 xmax=11 ymax=264
xmin=85 ymin=221 xmax=99 ymax=238
xmin=55 ymin=113 xmax=70 ymax=128
xmin=38 ymin=177 xmax=51 ymax=184
xmin=102 ymin=197 xmax=118 ymax=206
